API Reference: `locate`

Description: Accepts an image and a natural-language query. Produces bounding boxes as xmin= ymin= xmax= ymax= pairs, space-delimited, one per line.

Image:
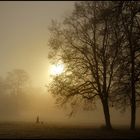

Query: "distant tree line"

xmin=48 ymin=1 xmax=140 ymax=130
xmin=0 ymin=69 xmax=29 ymax=95
xmin=0 ymin=69 xmax=29 ymax=117
xmin=0 ymin=69 xmax=46 ymax=119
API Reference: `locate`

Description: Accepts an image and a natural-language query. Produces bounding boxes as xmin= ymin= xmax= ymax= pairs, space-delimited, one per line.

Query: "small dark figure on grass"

xmin=36 ymin=116 xmax=40 ymax=124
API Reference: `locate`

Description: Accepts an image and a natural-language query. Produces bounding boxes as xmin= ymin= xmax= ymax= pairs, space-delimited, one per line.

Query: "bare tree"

xmin=122 ymin=2 xmax=140 ymax=130
xmin=48 ymin=1 xmax=124 ymax=129
xmin=6 ymin=69 xmax=29 ymax=95
xmin=106 ymin=1 xmax=140 ymax=130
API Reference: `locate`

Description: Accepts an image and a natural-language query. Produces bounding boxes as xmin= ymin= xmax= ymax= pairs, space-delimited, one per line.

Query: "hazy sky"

xmin=0 ymin=1 xmax=75 ymax=87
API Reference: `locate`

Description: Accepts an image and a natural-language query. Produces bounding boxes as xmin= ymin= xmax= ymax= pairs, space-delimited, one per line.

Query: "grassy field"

xmin=0 ymin=122 xmax=140 ymax=139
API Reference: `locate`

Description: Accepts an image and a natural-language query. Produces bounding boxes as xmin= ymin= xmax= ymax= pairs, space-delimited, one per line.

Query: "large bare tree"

xmin=48 ymin=1 xmax=124 ymax=129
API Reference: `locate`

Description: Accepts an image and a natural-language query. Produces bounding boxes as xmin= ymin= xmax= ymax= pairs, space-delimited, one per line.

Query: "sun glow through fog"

xmin=50 ymin=63 xmax=64 ymax=76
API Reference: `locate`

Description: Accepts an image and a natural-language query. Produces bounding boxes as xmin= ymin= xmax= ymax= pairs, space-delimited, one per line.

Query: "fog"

xmin=0 ymin=82 xmax=140 ymax=127
xmin=0 ymin=1 xmax=140 ymax=128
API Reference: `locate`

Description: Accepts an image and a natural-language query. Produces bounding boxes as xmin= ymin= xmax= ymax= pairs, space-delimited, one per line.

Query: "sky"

xmin=0 ymin=1 xmax=75 ymax=88
xmin=0 ymin=1 xmax=140 ymax=127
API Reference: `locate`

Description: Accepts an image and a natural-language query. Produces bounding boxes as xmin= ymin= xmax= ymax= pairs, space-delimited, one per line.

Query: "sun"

xmin=50 ymin=63 xmax=64 ymax=76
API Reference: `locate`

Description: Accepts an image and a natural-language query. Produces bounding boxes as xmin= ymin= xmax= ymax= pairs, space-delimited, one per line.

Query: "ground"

xmin=0 ymin=122 xmax=140 ymax=139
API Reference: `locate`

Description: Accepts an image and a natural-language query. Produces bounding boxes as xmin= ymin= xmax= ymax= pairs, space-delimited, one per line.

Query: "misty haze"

xmin=0 ymin=1 xmax=140 ymax=139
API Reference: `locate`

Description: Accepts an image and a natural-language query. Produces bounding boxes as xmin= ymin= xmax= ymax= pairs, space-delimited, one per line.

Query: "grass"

xmin=0 ymin=122 xmax=140 ymax=139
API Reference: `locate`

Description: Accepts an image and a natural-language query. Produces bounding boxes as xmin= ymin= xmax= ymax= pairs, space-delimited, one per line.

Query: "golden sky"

xmin=0 ymin=1 xmax=75 ymax=87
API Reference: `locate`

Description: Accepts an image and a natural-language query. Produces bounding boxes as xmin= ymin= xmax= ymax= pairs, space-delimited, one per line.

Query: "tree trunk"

xmin=130 ymin=99 xmax=136 ymax=130
xmin=102 ymin=99 xmax=112 ymax=130
xmin=130 ymin=51 xmax=136 ymax=130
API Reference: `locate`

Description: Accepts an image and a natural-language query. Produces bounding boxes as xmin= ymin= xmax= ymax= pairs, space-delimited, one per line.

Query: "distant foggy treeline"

xmin=0 ymin=69 xmax=48 ymax=121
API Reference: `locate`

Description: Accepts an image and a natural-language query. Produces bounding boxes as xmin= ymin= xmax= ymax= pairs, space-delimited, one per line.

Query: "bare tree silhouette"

xmin=108 ymin=1 xmax=140 ymax=130
xmin=48 ymin=1 xmax=127 ymax=130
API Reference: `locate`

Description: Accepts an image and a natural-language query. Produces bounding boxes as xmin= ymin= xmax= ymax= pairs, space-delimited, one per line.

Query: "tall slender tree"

xmin=109 ymin=1 xmax=140 ymax=130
